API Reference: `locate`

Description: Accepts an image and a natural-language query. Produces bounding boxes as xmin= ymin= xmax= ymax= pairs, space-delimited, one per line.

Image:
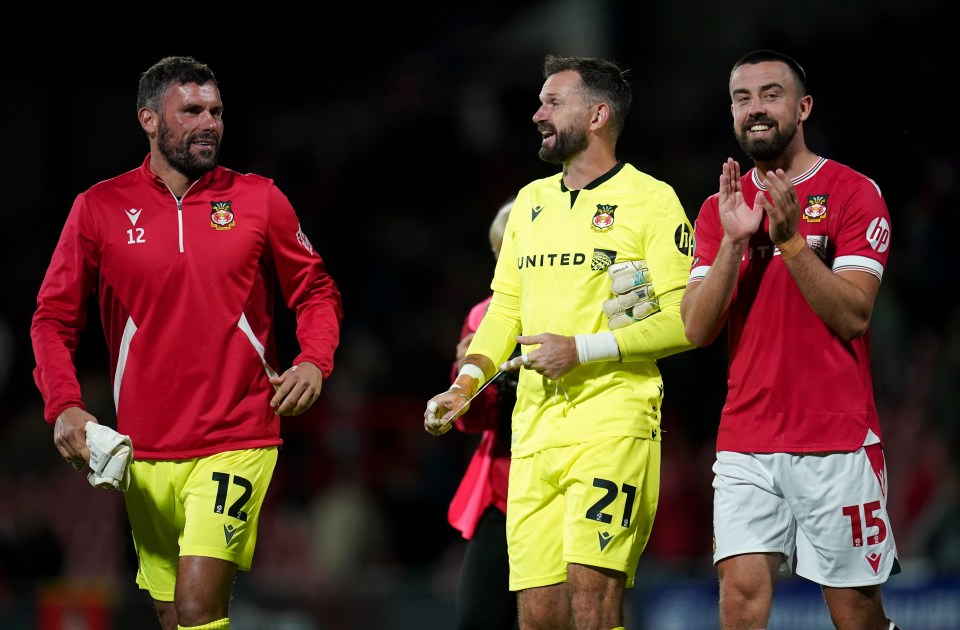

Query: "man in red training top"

xmin=31 ymin=55 xmax=343 ymax=630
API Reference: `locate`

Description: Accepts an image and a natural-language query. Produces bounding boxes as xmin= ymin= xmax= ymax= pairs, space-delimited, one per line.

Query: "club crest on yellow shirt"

xmin=210 ymin=201 xmax=236 ymax=230
xmin=591 ymin=204 xmax=617 ymax=232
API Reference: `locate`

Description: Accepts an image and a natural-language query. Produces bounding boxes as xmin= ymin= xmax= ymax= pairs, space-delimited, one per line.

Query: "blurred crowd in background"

xmin=1 ymin=1 xmax=957 ymax=628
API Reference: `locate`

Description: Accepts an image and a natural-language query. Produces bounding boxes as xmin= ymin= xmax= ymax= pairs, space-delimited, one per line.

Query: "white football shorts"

xmin=712 ymin=444 xmax=899 ymax=587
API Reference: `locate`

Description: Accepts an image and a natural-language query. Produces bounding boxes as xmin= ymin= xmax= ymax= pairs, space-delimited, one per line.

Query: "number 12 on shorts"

xmin=212 ymin=472 xmax=252 ymax=521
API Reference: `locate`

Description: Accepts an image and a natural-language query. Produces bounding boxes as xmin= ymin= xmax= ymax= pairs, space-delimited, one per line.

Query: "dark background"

xmin=2 ymin=1 xmax=958 ymax=628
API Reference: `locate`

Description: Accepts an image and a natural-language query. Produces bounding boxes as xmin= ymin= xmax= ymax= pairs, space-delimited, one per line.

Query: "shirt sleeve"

xmin=266 ymin=184 xmax=343 ymax=378
xmin=467 ymin=201 xmax=523 ymax=367
xmin=31 ymin=193 xmax=100 ymax=422
xmin=614 ymin=186 xmax=697 ymax=362
xmin=688 ymin=193 xmax=721 ymax=284
xmin=831 ymin=177 xmax=891 ymax=280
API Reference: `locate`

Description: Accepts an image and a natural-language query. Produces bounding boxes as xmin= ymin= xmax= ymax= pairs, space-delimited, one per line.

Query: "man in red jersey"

xmin=681 ymin=49 xmax=901 ymax=630
xmin=31 ymin=56 xmax=343 ymax=630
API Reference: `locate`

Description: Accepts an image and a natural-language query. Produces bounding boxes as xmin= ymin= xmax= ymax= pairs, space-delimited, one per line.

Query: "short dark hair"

xmin=543 ymin=54 xmax=633 ymax=138
xmin=137 ymin=56 xmax=217 ymax=111
xmin=730 ymin=49 xmax=807 ymax=95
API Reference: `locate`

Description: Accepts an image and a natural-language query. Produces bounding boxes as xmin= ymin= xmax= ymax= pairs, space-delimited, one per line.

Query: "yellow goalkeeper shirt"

xmin=468 ymin=162 xmax=695 ymax=457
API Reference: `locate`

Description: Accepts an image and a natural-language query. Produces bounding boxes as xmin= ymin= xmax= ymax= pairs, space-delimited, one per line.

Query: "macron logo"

xmin=866 ymin=552 xmax=882 ymax=573
xmin=531 ymin=205 xmax=544 ymax=221
xmin=125 ymin=208 xmax=142 ymax=226
xmin=598 ymin=531 xmax=613 ymax=552
xmin=224 ymin=524 xmax=237 ymax=545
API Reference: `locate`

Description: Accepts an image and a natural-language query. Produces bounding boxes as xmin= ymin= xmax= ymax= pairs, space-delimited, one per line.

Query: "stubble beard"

xmin=157 ymin=118 xmax=219 ymax=181
xmin=538 ymin=124 xmax=589 ymax=164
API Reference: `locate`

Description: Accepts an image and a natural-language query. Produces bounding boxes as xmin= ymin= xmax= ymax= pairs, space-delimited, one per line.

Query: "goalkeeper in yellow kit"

xmin=424 ymin=54 xmax=695 ymax=630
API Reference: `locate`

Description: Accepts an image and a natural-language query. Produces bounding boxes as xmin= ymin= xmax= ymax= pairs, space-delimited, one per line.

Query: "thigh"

xmin=786 ymin=445 xmax=899 ymax=587
xmin=560 ymin=437 xmax=660 ymax=589
xmin=180 ymin=447 xmax=278 ymax=571
xmin=126 ymin=459 xmax=189 ymax=601
xmin=507 ymin=452 xmax=566 ymax=591
xmin=713 ymin=451 xmax=795 ymax=576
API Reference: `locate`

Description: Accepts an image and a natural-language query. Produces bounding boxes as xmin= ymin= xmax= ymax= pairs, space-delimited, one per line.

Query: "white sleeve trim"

xmin=833 ymin=255 xmax=883 ymax=280
xmin=688 ymin=264 xmax=710 ymax=284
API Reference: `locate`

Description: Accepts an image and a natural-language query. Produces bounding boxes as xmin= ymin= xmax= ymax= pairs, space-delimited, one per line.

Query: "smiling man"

xmin=31 ymin=56 xmax=343 ymax=630
xmin=681 ymin=49 xmax=901 ymax=630
xmin=425 ymin=54 xmax=695 ymax=630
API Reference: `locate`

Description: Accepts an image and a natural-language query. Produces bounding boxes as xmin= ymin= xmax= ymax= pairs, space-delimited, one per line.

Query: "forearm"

xmin=784 ymin=248 xmax=877 ymax=340
xmin=463 ymin=294 xmax=522 ymax=392
xmin=681 ymin=234 xmax=745 ymax=346
xmin=613 ymin=288 xmax=695 ymax=362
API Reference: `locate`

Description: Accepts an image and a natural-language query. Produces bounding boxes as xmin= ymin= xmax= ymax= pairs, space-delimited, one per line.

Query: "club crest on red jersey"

xmin=591 ymin=204 xmax=617 ymax=232
xmin=803 ymin=195 xmax=828 ymax=222
xmin=210 ymin=201 xmax=235 ymax=230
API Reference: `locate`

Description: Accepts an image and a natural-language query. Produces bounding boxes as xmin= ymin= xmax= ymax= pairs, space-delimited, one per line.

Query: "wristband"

xmin=453 ymin=363 xmax=485 ymax=394
xmin=574 ymin=332 xmax=620 ymax=364
xmin=777 ymin=233 xmax=806 ymax=260
xmin=457 ymin=363 xmax=485 ymax=381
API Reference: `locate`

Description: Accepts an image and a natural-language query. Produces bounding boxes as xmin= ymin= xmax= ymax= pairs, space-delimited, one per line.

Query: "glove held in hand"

xmin=85 ymin=422 xmax=133 ymax=492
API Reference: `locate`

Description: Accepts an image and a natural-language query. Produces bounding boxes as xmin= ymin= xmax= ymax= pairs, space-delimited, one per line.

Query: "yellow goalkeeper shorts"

xmin=506 ymin=436 xmax=660 ymax=591
xmin=125 ymin=447 xmax=278 ymax=601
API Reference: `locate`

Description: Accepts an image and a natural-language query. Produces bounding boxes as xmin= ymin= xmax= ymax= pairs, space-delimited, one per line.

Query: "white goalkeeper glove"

xmin=84 ymin=422 xmax=133 ymax=492
xmin=603 ymin=260 xmax=659 ymax=329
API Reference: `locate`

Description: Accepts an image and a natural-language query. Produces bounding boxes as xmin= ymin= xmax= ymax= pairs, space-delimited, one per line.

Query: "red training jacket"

xmin=31 ymin=155 xmax=343 ymax=459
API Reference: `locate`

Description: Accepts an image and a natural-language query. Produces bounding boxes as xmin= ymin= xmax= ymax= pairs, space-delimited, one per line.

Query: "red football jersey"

xmin=689 ymin=158 xmax=891 ymax=452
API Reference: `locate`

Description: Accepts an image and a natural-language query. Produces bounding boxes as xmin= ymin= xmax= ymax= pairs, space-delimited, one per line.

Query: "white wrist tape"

xmin=457 ymin=363 xmax=485 ymax=382
xmin=574 ymin=332 xmax=620 ymax=364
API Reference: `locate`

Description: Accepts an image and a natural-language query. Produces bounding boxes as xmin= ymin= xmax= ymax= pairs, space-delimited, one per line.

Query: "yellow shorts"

xmin=507 ymin=437 xmax=660 ymax=591
xmin=124 ymin=447 xmax=278 ymax=601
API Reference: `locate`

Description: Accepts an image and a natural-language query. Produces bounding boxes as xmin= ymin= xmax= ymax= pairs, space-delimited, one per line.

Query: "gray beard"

xmin=157 ymin=121 xmax=219 ymax=180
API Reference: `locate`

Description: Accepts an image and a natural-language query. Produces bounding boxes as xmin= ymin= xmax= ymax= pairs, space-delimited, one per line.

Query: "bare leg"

xmin=567 ymin=563 xmax=625 ymax=630
xmin=822 ymin=583 xmax=892 ymax=630
xmin=518 ymin=583 xmax=572 ymax=630
xmin=173 ymin=555 xmax=237 ymax=627
xmin=517 ymin=564 xmax=626 ymax=630
xmin=153 ymin=600 xmax=178 ymax=630
xmin=717 ymin=553 xmax=781 ymax=630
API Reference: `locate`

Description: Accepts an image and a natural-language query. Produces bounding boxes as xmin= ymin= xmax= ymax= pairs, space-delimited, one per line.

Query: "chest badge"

xmin=210 ymin=201 xmax=236 ymax=230
xmin=591 ymin=204 xmax=617 ymax=232
xmin=803 ymin=195 xmax=828 ymax=222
